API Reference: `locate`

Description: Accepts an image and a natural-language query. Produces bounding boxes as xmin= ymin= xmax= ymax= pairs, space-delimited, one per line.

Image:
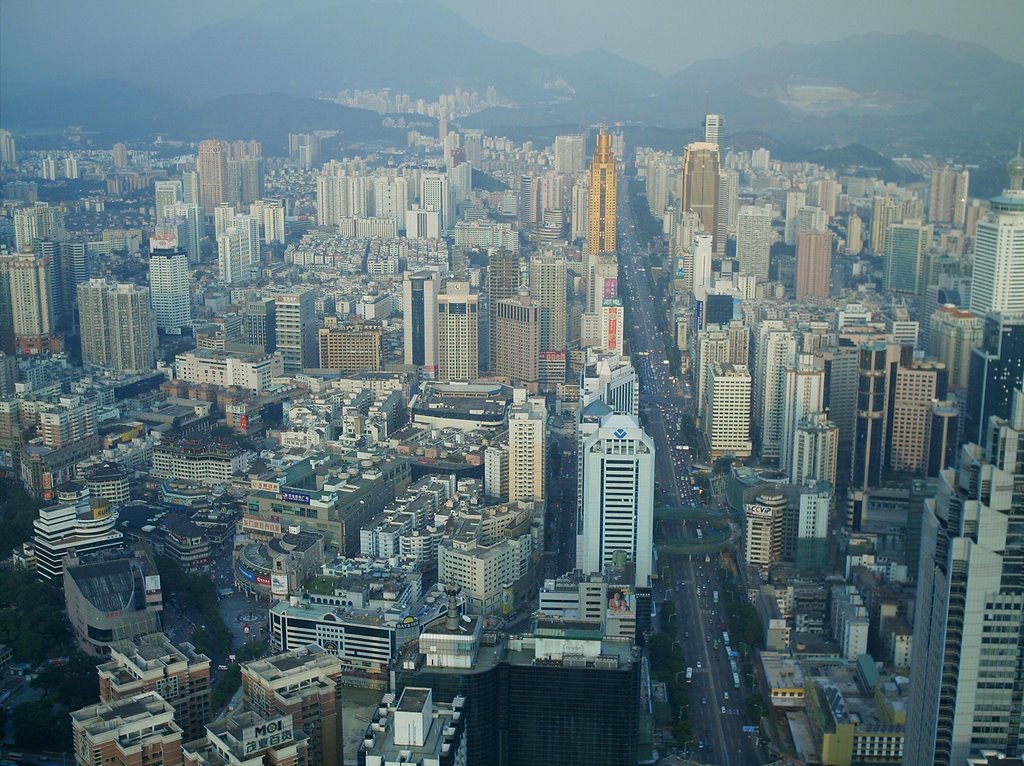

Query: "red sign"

xmin=608 ymin=312 xmax=619 ymax=350
xmin=244 ymin=624 xmax=250 ymax=634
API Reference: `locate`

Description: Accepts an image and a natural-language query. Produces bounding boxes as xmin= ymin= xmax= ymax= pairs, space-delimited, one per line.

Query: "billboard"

xmin=238 ymin=564 xmax=256 ymax=583
xmin=281 ymin=490 xmax=311 ymax=505
xmin=241 ymin=715 xmax=293 ymax=756
xmin=251 ymin=480 xmax=281 ymax=493
xmin=607 ymin=586 xmax=637 ymax=619
xmin=241 ymin=516 xmax=281 ymax=535
xmin=602 ymin=277 xmax=618 ymax=299
xmin=271 ymin=573 xmax=288 ymax=596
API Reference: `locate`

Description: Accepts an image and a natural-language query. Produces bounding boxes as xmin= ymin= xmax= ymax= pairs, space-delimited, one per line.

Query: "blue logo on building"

xmin=613 ymin=428 xmax=628 ymax=439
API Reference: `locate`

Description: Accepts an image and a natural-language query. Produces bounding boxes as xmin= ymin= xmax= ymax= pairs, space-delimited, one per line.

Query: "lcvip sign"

xmin=242 ymin=715 xmax=293 ymax=755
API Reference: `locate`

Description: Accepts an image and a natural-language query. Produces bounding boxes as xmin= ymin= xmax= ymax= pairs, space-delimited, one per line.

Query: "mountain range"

xmin=2 ymin=0 xmax=1021 ymax=156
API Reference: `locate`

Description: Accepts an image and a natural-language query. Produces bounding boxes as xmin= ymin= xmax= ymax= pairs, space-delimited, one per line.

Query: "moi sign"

xmin=242 ymin=715 xmax=293 ymax=755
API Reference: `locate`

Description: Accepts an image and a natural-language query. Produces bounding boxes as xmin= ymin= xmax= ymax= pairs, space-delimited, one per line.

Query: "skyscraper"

xmin=702 ymin=363 xmax=752 ymax=459
xmin=197 ymin=140 xmax=229 ymax=216
xmin=906 ymin=389 xmax=1024 ymax=766
xmin=969 ymin=146 xmax=1024 ymax=316
xmin=485 ymin=248 xmax=520 ymax=372
xmin=554 ymin=134 xmax=585 ymax=174
xmin=928 ymin=165 xmax=970 ymax=226
xmin=274 ymin=289 xmax=316 ymax=373
xmin=736 ymin=204 xmax=772 ymax=280
xmin=1 ymin=252 xmax=56 ymax=355
xmin=495 ymin=294 xmax=541 ymax=391
xmin=77 ymin=279 xmax=157 ymax=372
xmin=883 ymin=219 xmax=933 ymax=294
xmin=529 ymin=252 xmax=568 ymax=386
xmin=795 ymin=231 xmax=832 ymax=298
xmin=436 ymin=280 xmax=479 ymax=381
xmin=403 ymin=271 xmax=440 ymax=375
xmin=579 ymin=411 xmax=654 ymax=586
xmin=154 ymin=180 xmax=182 ymax=220
xmin=13 ymin=202 xmax=66 ymax=252
xmin=420 ymin=172 xmax=452 ymax=232
xmin=679 ymin=142 xmax=721 ymax=252
xmin=217 ymin=216 xmax=260 ymax=285
xmin=780 ymin=353 xmax=825 ymax=474
xmin=149 ymin=246 xmax=191 ymax=332
xmin=587 ymin=130 xmax=617 ymax=254
xmin=703 ymin=113 xmax=723 ymax=145
xmin=755 ymin=323 xmax=796 ymax=464
xmin=508 ymin=390 xmax=546 ymax=503
xmin=783 ymin=190 xmax=806 ymax=247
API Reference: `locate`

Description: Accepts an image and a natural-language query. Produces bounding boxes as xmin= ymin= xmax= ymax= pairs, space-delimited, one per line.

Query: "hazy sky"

xmin=438 ymin=0 xmax=1024 ymax=73
xmin=2 ymin=0 xmax=1022 ymax=85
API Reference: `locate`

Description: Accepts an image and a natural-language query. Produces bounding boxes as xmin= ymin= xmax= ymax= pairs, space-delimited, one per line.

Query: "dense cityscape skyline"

xmin=1 ymin=4 xmax=1023 ymax=766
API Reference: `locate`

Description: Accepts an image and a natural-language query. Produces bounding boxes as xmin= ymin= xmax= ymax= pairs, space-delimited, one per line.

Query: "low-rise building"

xmin=234 ymin=525 xmax=325 ymax=601
xmin=152 ymin=438 xmax=250 ymax=485
xmin=174 ymin=349 xmax=284 ymax=393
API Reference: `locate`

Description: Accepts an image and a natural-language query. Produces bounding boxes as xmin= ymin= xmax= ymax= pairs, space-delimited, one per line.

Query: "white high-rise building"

xmin=905 ymin=388 xmax=1024 ymax=766
xmin=148 ymin=246 xmax=191 ymax=332
xmin=969 ymin=146 xmax=1024 ymax=315
xmin=703 ymin=114 xmax=723 ymax=145
xmin=702 ymin=363 xmax=752 ymax=459
xmin=779 ymin=353 xmax=825 ymax=474
xmin=217 ymin=215 xmax=259 ymax=284
xmin=735 ymin=204 xmax=772 ymax=280
xmin=13 ymin=203 xmax=66 ymax=252
xmin=790 ymin=412 xmax=838 ymax=488
xmin=508 ymin=390 xmax=546 ymax=503
xmin=554 ymin=134 xmax=585 ymax=174
xmin=755 ymin=323 xmax=796 ymax=464
xmin=716 ymin=169 xmax=738 ymax=242
xmin=784 ymin=190 xmax=806 ymax=246
xmin=154 ymin=180 xmax=182 ymax=221
xmin=436 ymin=280 xmax=479 ymax=382
xmin=420 ymin=173 xmax=452 ymax=232
xmin=373 ymin=176 xmax=409 ymax=228
xmin=164 ymin=203 xmax=202 ymax=264
xmin=570 ymin=177 xmax=589 ymax=242
xmin=579 ymin=412 xmax=655 ymax=587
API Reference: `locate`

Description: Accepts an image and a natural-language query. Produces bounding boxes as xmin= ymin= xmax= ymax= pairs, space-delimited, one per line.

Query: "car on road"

xmin=721 ymin=705 xmax=727 ymax=714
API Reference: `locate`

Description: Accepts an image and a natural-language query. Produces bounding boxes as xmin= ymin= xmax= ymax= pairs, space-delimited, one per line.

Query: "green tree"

xmin=14 ymin=700 xmax=64 ymax=751
xmin=33 ymin=653 xmax=100 ymax=710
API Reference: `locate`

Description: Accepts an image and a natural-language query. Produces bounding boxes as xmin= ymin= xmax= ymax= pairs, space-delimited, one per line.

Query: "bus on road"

xmin=686 ymin=667 xmax=693 ymax=683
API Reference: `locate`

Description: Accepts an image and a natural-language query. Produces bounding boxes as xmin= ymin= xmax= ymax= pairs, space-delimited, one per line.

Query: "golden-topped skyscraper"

xmin=587 ymin=130 xmax=616 ymax=254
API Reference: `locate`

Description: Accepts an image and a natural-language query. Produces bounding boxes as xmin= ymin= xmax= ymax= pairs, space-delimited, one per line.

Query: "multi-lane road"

xmin=617 ymin=183 xmax=763 ymax=765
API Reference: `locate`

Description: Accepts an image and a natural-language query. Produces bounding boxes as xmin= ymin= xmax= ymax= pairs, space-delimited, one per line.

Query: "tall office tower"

xmin=529 ymin=252 xmax=568 ymax=351
xmin=238 ymin=156 xmax=265 ymax=204
xmin=795 ymin=482 xmax=831 ymax=571
xmin=71 ymin=693 xmax=183 ymax=766
xmin=716 ymin=169 xmax=738 ymax=240
xmin=13 ymin=202 xmax=66 ymax=252
xmin=165 ymin=202 xmax=203 ymax=264
xmin=791 ymin=412 xmax=838 ymax=488
xmin=97 ymin=633 xmax=212 ymax=742
xmin=241 ymin=647 xmax=345 ymax=766
xmin=420 ymin=172 xmax=452 ymax=232
xmin=795 ymin=231 xmax=832 ymax=298
xmin=495 ymin=294 xmax=541 ymax=391
xmin=928 ymin=165 xmax=970 ymax=226
xmin=744 ymin=491 xmax=785 ymax=571
xmin=929 ymin=305 xmax=982 ymax=389
xmin=703 ymin=113 xmax=723 ymax=145
xmin=587 ymin=130 xmax=617 ymax=254
xmin=197 ymin=139 xmax=229 ymax=215
xmin=906 ymin=390 xmax=1024 ymax=766
xmin=783 ymin=190 xmax=806 ymax=246
xmin=869 ymin=195 xmax=902 ymax=254
xmin=243 ymin=297 xmax=276 ymax=352
xmin=780 ymin=353 xmax=825 ymax=474
xmin=373 ymin=175 xmax=409 ymax=227
xmin=554 ymin=134 xmax=585 ymax=174
xmin=58 ymin=240 xmax=87 ymax=330
xmin=149 ymin=245 xmax=191 ymax=332
xmin=579 ymin=349 xmax=640 ymax=418
xmin=755 ymin=324 xmax=796 ymax=464
xmin=436 ymin=280 xmax=479 ymax=381
xmin=77 ymin=280 xmax=156 ymax=372
xmin=888 ymin=359 xmax=948 ymax=474
xmin=809 ymin=178 xmax=839 ymax=218
xmin=181 ymin=170 xmax=200 ymax=205
xmin=846 ymin=213 xmax=863 ymax=254
xmin=29 ymin=238 xmax=64 ymax=328
xmin=571 ymin=176 xmax=589 ymax=242
xmin=518 ymin=173 xmax=539 ymax=226
xmin=727 ymin=320 xmax=751 ymax=365
xmin=317 ymin=322 xmax=383 ymax=372
xmin=508 ymin=390 xmax=546 ymax=503
xmin=217 ymin=223 xmax=258 ymax=284
xmin=1 ymin=252 xmax=56 ymax=354
xmin=820 ymin=345 xmax=859 ymax=492
xmin=883 ymin=219 xmax=932 ymax=294
xmin=62 ymin=156 xmax=79 ymax=179
xmin=403 ymin=271 xmax=440 ymax=376
xmin=154 ymin=180 xmax=182 ymax=220
xmin=679 ymin=142 xmax=721 ymax=252
xmin=647 ymin=158 xmax=672 ymax=219
xmin=969 ymin=147 xmax=1024 ymax=316
xmin=696 ymin=326 xmax=731 ymax=406
xmin=274 ymin=290 xmax=316 ymax=373
xmin=111 ymin=142 xmax=129 ymax=169
xmin=736 ymin=204 xmax=772 ymax=280
xmin=485 ymin=249 xmax=520 ymax=372
xmin=0 ymin=128 xmax=16 ymax=164
xmin=702 ymin=363 xmax=752 ymax=459
xmin=579 ymin=411 xmax=654 ymax=586
xmin=588 ymin=252 xmax=619 ymax=315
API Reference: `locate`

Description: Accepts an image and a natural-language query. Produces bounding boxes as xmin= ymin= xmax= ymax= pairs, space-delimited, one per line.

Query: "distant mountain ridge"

xmin=1 ymin=0 xmax=1020 ymax=154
